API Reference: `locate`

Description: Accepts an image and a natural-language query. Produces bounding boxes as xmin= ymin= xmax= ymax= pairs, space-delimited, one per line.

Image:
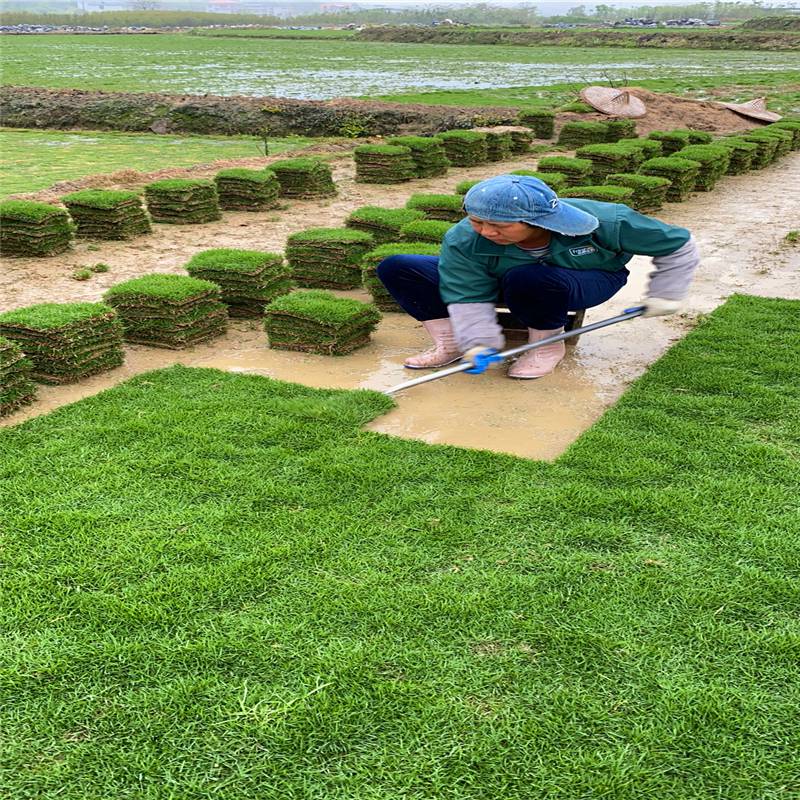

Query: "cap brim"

xmin=533 ymin=203 xmax=599 ymax=236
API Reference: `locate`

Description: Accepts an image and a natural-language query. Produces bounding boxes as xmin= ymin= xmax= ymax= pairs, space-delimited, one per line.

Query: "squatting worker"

xmin=376 ymin=175 xmax=700 ymax=379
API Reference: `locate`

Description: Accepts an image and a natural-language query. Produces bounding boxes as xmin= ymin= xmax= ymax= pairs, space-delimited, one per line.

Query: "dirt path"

xmin=2 ymin=151 xmax=798 ymax=459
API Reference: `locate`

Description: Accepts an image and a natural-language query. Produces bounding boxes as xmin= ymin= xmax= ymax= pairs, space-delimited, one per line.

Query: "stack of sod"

xmin=480 ymin=130 xmax=514 ymax=162
xmin=557 ymin=121 xmax=610 ymax=148
xmin=617 ymin=138 xmax=662 ymax=159
xmin=576 ymin=143 xmax=644 ymax=183
xmin=361 ymin=242 xmax=441 ymax=312
xmin=213 ymin=168 xmax=280 ymax=211
xmin=536 ymin=157 xmax=593 ymax=187
xmin=268 ymin=157 xmax=337 ymax=198
xmin=647 ymin=130 xmax=692 ymax=155
xmin=354 ymin=145 xmax=416 ymax=184
xmin=285 ymin=228 xmax=374 ymax=289
xmin=712 ymin=137 xmax=758 ymax=175
xmin=345 ymin=206 xmax=425 ymax=244
xmin=605 ymin=119 xmax=637 ymax=142
xmin=517 ymin=109 xmax=555 ymax=139
xmin=604 ymin=173 xmax=672 ymax=212
xmin=639 ymin=157 xmax=702 ymax=202
xmin=184 ymin=249 xmax=292 ymax=317
xmin=0 ymin=302 xmax=124 ymax=384
xmin=508 ymin=128 xmax=534 ymax=153
xmin=454 ymin=179 xmax=481 ymax=195
xmin=264 ymin=290 xmax=381 ymax=355
xmin=104 ymin=275 xmax=227 ymax=349
xmin=509 ymin=170 xmax=569 ymax=194
xmin=435 ymin=131 xmax=488 ymax=167
xmin=0 ymin=200 xmax=74 ymax=257
xmin=740 ymin=132 xmax=780 ymax=168
xmin=386 ymin=136 xmax=450 ymax=177
xmin=766 ymin=121 xmax=800 ymax=148
xmin=399 ymin=219 xmax=452 ymax=244
xmin=750 ymin=127 xmax=794 ymax=159
xmin=144 ymin=179 xmax=221 ymax=224
xmin=0 ymin=336 xmax=36 ymax=417
xmin=673 ymin=129 xmax=714 ymax=145
xmin=405 ymin=194 xmax=465 ymax=223
xmin=62 ymin=189 xmax=151 ymax=240
xmin=561 ymin=185 xmax=635 ymax=205
xmin=673 ymin=145 xmax=731 ymax=191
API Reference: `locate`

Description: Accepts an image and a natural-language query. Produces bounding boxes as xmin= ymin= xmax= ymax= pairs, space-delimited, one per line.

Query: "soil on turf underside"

xmin=1 ymin=149 xmax=799 ymax=460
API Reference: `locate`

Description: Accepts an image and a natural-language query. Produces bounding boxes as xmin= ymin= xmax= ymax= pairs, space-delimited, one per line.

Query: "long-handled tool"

xmin=383 ymin=306 xmax=645 ymax=396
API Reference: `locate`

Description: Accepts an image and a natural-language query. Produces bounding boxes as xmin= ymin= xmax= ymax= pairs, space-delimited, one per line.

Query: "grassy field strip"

xmin=2 ymin=33 xmax=798 ymax=99
xmin=1 ymin=294 xmax=798 ymax=798
xmin=0 ymin=129 xmax=314 ymax=198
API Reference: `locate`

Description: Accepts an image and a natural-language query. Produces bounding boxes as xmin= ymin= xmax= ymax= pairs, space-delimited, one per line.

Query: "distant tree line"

xmin=0 ymin=1 xmax=794 ymax=29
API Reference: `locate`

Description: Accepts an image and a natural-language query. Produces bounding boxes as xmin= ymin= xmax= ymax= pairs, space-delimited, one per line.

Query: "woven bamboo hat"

xmin=579 ymin=86 xmax=647 ymax=118
xmin=721 ymin=97 xmax=782 ymax=123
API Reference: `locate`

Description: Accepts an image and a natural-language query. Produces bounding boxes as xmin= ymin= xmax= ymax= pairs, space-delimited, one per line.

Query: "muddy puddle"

xmin=2 ymin=152 xmax=798 ymax=460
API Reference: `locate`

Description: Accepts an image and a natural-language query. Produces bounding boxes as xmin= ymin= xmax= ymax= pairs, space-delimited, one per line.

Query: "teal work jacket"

xmin=438 ymin=199 xmax=691 ymax=305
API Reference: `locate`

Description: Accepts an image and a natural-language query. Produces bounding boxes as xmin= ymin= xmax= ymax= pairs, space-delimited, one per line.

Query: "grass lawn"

xmin=1 ymin=294 xmax=798 ymax=798
xmin=2 ymin=33 xmax=797 ymax=101
xmin=0 ymin=129 xmax=314 ymax=199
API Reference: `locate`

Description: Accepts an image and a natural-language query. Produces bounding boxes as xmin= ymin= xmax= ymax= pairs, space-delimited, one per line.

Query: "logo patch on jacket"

xmin=569 ymin=245 xmax=597 ymax=257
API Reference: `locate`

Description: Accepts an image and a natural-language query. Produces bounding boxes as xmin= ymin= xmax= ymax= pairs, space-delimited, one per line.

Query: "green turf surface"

xmin=1 ymin=294 xmax=798 ymax=798
xmin=0 ymin=129 xmax=313 ymax=199
xmin=3 ymin=33 xmax=798 ymax=103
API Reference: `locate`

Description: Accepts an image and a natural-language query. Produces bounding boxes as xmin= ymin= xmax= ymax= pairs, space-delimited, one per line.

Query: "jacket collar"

xmin=471 ymin=229 xmax=587 ymax=257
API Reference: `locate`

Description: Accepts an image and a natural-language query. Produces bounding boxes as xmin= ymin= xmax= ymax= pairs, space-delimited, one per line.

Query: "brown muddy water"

xmin=2 ymin=152 xmax=798 ymax=460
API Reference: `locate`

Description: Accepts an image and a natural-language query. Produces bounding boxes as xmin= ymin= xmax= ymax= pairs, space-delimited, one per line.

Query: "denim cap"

xmin=463 ymin=174 xmax=599 ymax=236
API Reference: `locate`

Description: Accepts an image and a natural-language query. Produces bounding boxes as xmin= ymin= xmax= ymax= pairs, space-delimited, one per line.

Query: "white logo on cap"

xmin=550 ymin=199 xmax=559 ymax=209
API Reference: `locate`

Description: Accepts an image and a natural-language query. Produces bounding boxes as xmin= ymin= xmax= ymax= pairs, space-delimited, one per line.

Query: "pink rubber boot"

xmin=404 ymin=318 xmax=462 ymax=369
xmin=507 ymin=327 xmax=566 ymax=379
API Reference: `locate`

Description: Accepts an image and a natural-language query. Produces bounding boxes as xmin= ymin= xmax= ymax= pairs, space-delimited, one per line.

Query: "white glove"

xmin=641 ymin=297 xmax=682 ymax=318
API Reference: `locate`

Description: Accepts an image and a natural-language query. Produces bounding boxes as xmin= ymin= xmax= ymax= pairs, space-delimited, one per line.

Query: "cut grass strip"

xmin=0 ymin=295 xmax=798 ymax=798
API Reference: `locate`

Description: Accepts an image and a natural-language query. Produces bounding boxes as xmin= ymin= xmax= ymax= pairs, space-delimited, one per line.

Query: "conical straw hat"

xmin=721 ymin=97 xmax=782 ymax=123
xmin=579 ymin=86 xmax=647 ymax=118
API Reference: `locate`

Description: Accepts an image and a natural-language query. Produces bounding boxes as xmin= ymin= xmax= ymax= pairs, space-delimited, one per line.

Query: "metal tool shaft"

xmin=383 ymin=306 xmax=645 ymax=396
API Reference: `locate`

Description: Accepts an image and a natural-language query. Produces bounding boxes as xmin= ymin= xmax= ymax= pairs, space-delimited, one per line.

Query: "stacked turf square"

xmin=286 ymin=228 xmax=374 ymax=289
xmin=62 ymin=189 xmax=151 ymax=240
xmin=346 ymin=206 xmax=425 ymax=244
xmin=354 ymin=145 xmax=416 ymax=184
xmin=510 ymin=170 xmax=569 ymax=194
xmin=184 ymin=249 xmax=292 ymax=317
xmin=144 ymin=179 xmax=221 ymax=224
xmin=673 ymin=129 xmax=713 ymax=145
xmin=480 ymin=130 xmax=514 ymax=162
xmin=562 ymin=185 xmax=635 ymax=205
xmin=639 ymin=157 xmax=702 ymax=202
xmin=750 ymin=127 xmax=793 ymax=159
xmin=435 ymin=131 xmax=488 ymax=166
xmin=0 ymin=336 xmax=36 ymax=417
xmin=387 ymin=136 xmax=450 ymax=178
xmin=766 ymin=121 xmax=800 ymax=148
xmin=405 ymin=194 xmax=465 ymax=223
xmin=604 ymin=173 xmax=672 ymax=212
xmin=740 ymin=133 xmax=779 ymax=169
xmin=557 ymin=121 xmax=610 ymax=148
xmin=454 ymin=179 xmax=481 ymax=195
xmin=576 ymin=143 xmax=644 ymax=183
xmin=104 ymin=274 xmax=227 ymax=349
xmin=507 ymin=127 xmax=534 ymax=154
xmin=399 ymin=219 xmax=452 ymax=244
xmin=361 ymin=242 xmax=441 ymax=312
xmin=264 ymin=290 xmax=381 ymax=355
xmin=536 ymin=157 xmax=593 ymax=187
xmin=517 ymin=109 xmax=555 ymax=139
xmin=673 ymin=145 xmax=731 ymax=191
xmin=605 ymin=119 xmax=637 ymax=142
xmin=647 ymin=130 xmax=692 ymax=155
xmin=0 ymin=302 xmax=124 ymax=384
xmin=268 ymin=157 xmax=337 ymax=198
xmin=713 ymin=137 xmax=758 ymax=175
xmin=0 ymin=200 xmax=74 ymax=257
xmin=617 ymin=138 xmax=662 ymax=160
xmin=214 ymin=168 xmax=280 ymax=211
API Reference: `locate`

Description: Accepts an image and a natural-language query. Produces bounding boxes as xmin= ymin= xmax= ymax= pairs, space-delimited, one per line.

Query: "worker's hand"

xmin=640 ymin=297 xmax=682 ymax=318
xmin=462 ymin=346 xmax=503 ymax=374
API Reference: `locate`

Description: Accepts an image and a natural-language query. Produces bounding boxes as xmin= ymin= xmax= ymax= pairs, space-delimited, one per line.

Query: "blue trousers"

xmin=376 ymin=254 xmax=629 ymax=330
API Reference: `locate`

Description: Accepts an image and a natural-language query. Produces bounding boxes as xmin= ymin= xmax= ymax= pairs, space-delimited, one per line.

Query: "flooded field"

xmin=3 ymin=34 xmax=798 ymax=98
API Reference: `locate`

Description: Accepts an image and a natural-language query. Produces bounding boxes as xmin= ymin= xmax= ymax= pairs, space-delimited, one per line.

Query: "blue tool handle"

xmin=624 ymin=305 xmax=647 ymax=314
xmin=464 ymin=348 xmax=503 ymax=375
